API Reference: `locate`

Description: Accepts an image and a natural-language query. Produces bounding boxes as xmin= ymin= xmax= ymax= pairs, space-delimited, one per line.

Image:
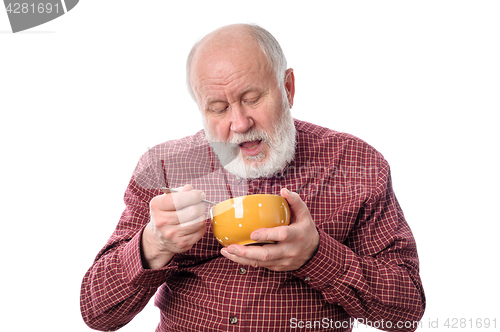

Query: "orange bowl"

xmin=210 ymin=194 xmax=290 ymax=247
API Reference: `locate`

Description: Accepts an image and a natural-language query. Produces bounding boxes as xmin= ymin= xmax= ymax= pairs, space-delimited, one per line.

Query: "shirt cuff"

xmin=292 ymin=228 xmax=347 ymax=290
xmin=118 ymin=226 xmax=177 ymax=287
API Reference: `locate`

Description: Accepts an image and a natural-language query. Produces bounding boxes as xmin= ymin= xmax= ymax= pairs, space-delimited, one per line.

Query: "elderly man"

xmin=81 ymin=24 xmax=425 ymax=331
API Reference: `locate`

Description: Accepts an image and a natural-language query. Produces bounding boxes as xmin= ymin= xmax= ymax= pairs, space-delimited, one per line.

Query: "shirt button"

xmin=238 ymin=267 xmax=247 ymax=275
xmin=304 ymin=276 xmax=311 ymax=282
xmin=229 ymin=316 xmax=238 ymax=324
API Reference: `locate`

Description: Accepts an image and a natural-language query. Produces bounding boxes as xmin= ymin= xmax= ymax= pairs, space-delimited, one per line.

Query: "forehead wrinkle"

xmin=204 ymin=85 xmax=260 ymax=108
xmin=194 ymin=49 xmax=271 ymax=108
xmin=199 ymin=72 xmax=254 ymax=103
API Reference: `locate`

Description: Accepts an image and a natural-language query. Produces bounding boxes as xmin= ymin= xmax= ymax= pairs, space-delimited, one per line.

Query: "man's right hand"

xmin=141 ymin=184 xmax=207 ymax=269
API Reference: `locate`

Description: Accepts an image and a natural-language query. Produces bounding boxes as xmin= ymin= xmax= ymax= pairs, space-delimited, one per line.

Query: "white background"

xmin=1 ymin=1 xmax=499 ymax=331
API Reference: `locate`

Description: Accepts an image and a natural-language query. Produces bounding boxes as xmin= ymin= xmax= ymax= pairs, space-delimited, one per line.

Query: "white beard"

xmin=203 ymin=107 xmax=296 ymax=179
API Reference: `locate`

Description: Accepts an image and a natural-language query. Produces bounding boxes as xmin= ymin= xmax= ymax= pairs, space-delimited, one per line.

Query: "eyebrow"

xmin=205 ymin=86 xmax=259 ymax=106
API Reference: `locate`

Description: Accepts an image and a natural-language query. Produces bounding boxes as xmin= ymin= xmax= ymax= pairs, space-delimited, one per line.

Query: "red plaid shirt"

xmin=80 ymin=119 xmax=425 ymax=331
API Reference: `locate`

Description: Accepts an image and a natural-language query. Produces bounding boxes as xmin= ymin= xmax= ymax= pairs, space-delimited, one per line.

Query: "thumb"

xmin=280 ymin=188 xmax=308 ymax=222
xmin=180 ymin=184 xmax=194 ymax=192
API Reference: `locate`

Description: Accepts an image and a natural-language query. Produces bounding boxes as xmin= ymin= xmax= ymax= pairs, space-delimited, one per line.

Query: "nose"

xmin=229 ymin=104 xmax=254 ymax=133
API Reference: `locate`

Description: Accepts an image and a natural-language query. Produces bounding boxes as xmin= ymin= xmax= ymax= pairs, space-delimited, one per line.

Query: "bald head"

xmin=186 ymin=24 xmax=287 ymax=102
xmin=192 ymin=24 xmax=260 ymax=58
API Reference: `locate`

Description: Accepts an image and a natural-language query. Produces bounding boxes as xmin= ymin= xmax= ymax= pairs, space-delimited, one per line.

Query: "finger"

xmin=250 ymin=225 xmax=291 ymax=243
xmin=178 ymin=212 xmax=206 ymax=227
xmin=161 ymin=185 xmax=184 ymax=194
xmin=175 ymin=201 xmax=207 ymax=225
xmin=169 ymin=223 xmax=207 ymax=252
xmin=152 ymin=187 xmax=206 ymax=212
xmin=180 ymin=184 xmax=193 ymax=192
xmin=221 ymin=245 xmax=262 ymax=267
xmin=171 ymin=185 xmax=207 ymax=210
xmin=153 ymin=204 xmax=207 ymax=229
xmin=156 ymin=215 xmax=206 ymax=239
xmin=223 ymin=243 xmax=286 ymax=263
xmin=221 ymin=249 xmax=260 ymax=268
xmin=220 ymin=247 xmax=298 ymax=271
xmin=175 ymin=218 xmax=207 ymax=236
xmin=220 ymin=245 xmax=291 ymax=269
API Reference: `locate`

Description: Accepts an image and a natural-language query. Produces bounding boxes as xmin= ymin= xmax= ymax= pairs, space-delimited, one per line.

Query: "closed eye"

xmin=208 ymin=101 xmax=229 ymax=114
xmin=211 ymin=106 xmax=229 ymax=114
xmin=243 ymin=96 xmax=260 ymax=105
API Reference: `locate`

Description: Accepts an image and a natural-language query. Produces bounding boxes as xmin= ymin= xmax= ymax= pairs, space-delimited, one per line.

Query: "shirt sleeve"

xmin=80 ymin=150 xmax=177 ymax=331
xmin=292 ymin=153 xmax=426 ymax=332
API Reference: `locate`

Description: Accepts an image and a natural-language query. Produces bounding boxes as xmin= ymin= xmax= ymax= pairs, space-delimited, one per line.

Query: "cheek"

xmin=261 ymin=92 xmax=284 ymax=116
xmin=256 ymin=101 xmax=283 ymax=129
xmin=205 ymin=116 xmax=230 ymax=140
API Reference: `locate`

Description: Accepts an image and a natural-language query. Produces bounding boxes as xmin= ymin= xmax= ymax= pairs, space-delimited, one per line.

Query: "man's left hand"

xmin=220 ymin=188 xmax=319 ymax=271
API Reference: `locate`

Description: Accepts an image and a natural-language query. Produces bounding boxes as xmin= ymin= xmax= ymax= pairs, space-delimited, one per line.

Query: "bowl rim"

xmin=209 ymin=193 xmax=289 ymax=220
xmin=211 ymin=193 xmax=285 ymax=207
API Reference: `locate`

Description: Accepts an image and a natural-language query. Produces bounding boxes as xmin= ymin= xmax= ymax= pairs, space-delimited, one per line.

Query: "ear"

xmin=284 ymin=68 xmax=295 ymax=108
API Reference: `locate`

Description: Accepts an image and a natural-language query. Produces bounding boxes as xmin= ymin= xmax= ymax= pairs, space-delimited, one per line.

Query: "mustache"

xmin=231 ymin=130 xmax=270 ymax=145
xmin=210 ymin=127 xmax=273 ymax=147
xmin=205 ymin=128 xmax=271 ymax=167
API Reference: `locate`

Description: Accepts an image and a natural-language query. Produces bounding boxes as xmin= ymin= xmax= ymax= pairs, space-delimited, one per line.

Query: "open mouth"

xmin=239 ymin=140 xmax=261 ymax=149
xmin=238 ymin=140 xmax=263 ymax=156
